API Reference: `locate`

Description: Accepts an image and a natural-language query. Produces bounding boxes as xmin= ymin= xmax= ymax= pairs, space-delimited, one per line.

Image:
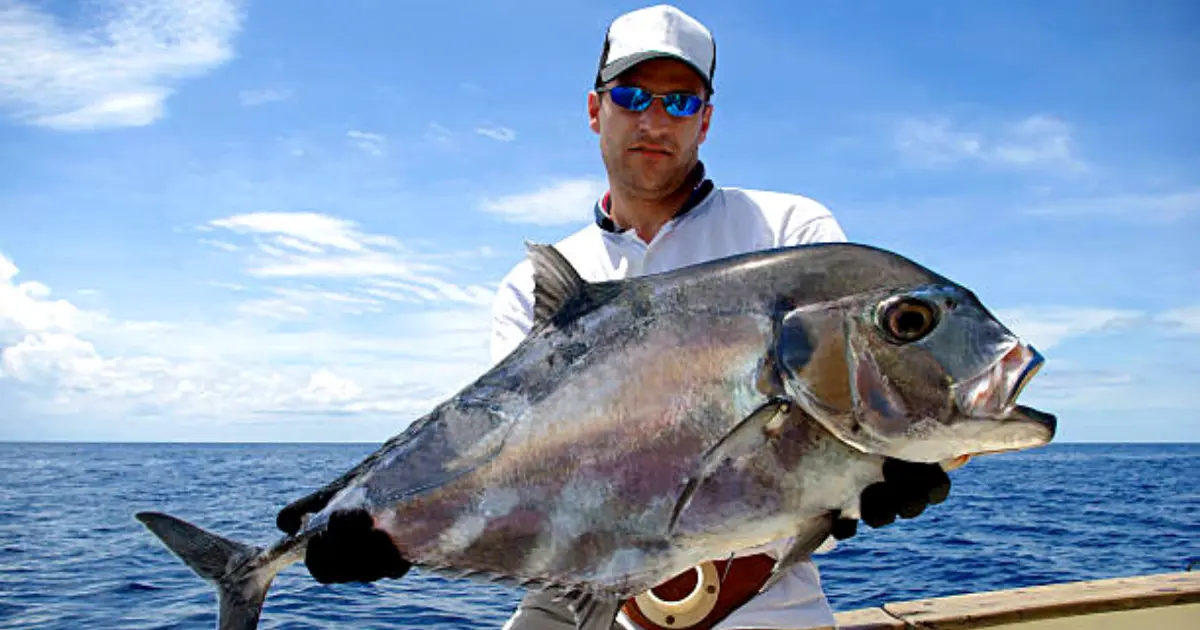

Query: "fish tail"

xmin=136 ymin=511 xmax=277 ymax=630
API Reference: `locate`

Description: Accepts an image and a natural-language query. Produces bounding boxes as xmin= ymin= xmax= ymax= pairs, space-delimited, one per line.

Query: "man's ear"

xmin=588 ymin=90 xmax=601 ymax=134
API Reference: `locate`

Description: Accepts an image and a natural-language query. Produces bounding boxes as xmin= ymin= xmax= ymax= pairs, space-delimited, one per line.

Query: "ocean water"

xmin=0 ymin=442 xmax=1195 ymax=629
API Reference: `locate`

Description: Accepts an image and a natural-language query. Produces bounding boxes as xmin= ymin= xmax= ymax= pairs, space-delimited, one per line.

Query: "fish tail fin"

xmin=136 ymin=511 xmax=275 ymax=630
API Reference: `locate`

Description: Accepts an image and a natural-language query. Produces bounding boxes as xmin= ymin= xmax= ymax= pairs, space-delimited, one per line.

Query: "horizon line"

xmin=0 ymin=440 xmax=1195 ymax=446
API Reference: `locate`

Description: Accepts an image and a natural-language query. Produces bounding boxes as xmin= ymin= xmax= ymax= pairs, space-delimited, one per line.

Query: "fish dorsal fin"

xmin=526 ymin=242 xmax=620 ymax=328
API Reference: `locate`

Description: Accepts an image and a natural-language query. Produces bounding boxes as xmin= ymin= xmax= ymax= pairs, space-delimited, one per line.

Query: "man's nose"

xmin=636 ymin=98 xmax=673 ymax=130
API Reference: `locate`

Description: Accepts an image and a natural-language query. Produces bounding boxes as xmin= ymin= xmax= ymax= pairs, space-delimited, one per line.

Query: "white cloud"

xmin=208 ymin=281 xmax=247 ymax=291
xmin=35 ymin=90 xmax=168 ymax=129
xmin=210 ymin=212 xmax=394 ymax=252
xmin=0 ymin=0 xmax=243 ymax=130
xmin=0 ymin=253 xmax=103 ymax=344
xmin=426 ymin=122 xmax=454 ymax=145
xmin=299 ymin=369 xmax=363 ymax=405
xmin=274 ymin=235 xmax=324 ymax=254
xmin=207 ymin=211 xmax=497 ymax=310
xmin=199 ymin=238 xmax=240 ymax=252
xmin=246 ymin=255 xmax=440 ymax=280
xmin=894 ymin=114 xmax=1086 ymax=172
xmin=476 ymin=125 xmax=516 ymax=142
xmin=992 ymin=116 xmax=1079 ymax=169
xmin=481 ymin=177 xmax=607 ymax=225
xmin=1023 ymin=190 xmax=1200 ymax=221
xmin=364 ymin=278 xmax=494 ymax=307
xmin=992 ymin=306 xmax=1142 ymax=350
xmin=235 ymin=297 xmax=310 ymax=320
xmin=235 ymin=287 xmax=384 ymax=321
xmin=894 ymin=118 xmax=984 ymax=166
xmin=1019 ymin=366 xmax=1139 ymax=411
xmin=0 ymin=248 xmax=495 ymax=430
xmin=347 ymin=130 xmax=386 ymax=156
xmin=239 ymin=88 xmax=291 ymax=106
xmin=1157 ymin=306 xmax=1200 ymax=335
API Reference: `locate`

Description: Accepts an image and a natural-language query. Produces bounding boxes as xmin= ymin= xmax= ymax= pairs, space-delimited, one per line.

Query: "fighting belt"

xmin=621 ymin=553 xmax=776 ymax=630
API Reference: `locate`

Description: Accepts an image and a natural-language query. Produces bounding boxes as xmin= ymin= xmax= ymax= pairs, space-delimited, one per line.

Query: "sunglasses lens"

xmin=664 ymin=93 xmax=703 ymax=116
xmin=610 ymin=86 xmax=651 ymax=111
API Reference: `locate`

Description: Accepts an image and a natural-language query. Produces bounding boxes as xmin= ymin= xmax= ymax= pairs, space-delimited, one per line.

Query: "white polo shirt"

xmin=490 ymin=169 xmax=846 ymax=630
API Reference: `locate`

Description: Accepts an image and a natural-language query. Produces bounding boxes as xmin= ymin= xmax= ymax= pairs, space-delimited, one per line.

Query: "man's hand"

xmin=831 ymin=458 xmax=956 ymax=540
xmin=297 ymin=508 xmax=412 ymax=584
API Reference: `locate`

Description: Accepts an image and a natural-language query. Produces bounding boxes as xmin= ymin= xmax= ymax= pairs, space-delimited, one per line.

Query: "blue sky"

xmin=0 ymin=0 xmax=1196 ymax=443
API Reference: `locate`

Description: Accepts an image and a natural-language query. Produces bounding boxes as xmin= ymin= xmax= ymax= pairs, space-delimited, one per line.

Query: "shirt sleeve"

xmin=490 ymin=259 xmax=537 ymax=366
xmin=778 ymin=200 xmax=849 ymax=247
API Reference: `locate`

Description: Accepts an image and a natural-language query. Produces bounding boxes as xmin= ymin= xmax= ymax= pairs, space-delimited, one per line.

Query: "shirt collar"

xmin=592 ymin=161 xmax=714 ymax=233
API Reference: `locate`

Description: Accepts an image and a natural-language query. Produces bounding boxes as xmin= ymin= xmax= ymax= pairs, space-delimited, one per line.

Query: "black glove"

xmin=831 ymin=458 xmax=952 ymax=540
xmin=298 ymin=508 xmax=412 ymax=584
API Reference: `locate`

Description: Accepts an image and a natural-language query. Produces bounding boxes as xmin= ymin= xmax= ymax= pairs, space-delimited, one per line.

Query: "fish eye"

xmin=879 ymin=296 xmax=939 ymax=343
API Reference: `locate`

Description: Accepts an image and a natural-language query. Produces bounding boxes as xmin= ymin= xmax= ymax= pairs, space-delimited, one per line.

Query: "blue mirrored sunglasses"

xmin=597 ymin=86 xmax=706 ymax=117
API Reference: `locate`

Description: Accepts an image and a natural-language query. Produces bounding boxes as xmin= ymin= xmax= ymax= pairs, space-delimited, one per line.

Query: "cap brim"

xmin=599 ymin=51 xmax=712 ymax=90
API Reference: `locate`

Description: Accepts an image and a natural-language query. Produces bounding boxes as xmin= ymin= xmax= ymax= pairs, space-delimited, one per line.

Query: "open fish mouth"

xmin=943 ymin=342 xmax=1056 ymax=461
xmin=992 ymin=345 xmax=1055 ymax=435
xmin=955 ymin=342 xmax=1047 ymax=419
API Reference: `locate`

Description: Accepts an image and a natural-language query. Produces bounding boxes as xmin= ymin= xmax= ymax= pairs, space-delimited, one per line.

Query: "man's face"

xmin=589 ymin=58 xmax=713 ymax=200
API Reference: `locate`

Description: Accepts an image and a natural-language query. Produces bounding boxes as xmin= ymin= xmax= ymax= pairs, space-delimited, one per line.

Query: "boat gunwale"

xmin=832 ymin=570 xmax=1199 ymax=629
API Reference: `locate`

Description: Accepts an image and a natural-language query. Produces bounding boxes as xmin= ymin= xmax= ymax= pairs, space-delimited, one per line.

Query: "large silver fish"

xmin=136 ymin=242 xmax=1056 ymax=630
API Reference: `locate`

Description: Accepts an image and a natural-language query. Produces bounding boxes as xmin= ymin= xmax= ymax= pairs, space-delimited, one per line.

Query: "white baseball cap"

xmin=595 ymin=5 xmax=716 ymax=93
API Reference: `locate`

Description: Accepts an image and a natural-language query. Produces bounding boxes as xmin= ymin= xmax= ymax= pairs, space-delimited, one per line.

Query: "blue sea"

xmin=0 ymin=442 xmax=1195 ymax=629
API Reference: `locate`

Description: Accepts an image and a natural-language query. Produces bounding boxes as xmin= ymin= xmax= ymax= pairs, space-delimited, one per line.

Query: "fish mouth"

xmin=996 ymin=345 xmax=1054 ymax=438
xmin=947 ymin=342 xmax=1056 ymax=458
xmin=956 ymin=342 xmax=1046 ymax=418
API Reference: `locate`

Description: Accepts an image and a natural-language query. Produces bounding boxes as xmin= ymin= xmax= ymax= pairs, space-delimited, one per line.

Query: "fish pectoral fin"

xmin=275 ymin=425 xmax=414 ymax=535
xmin=759 ymin=513 xmax=835 ymax=595
xmin=280 ymin=404 xmax=517 ymax=535
xmin=667 ymin=398 xmax=793 ymax=533
xmin=277 ymin=489 xmax=337 ymax=536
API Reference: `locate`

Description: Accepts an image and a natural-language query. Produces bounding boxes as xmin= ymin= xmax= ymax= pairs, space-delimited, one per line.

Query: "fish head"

xmin=774 ymin=281 xmax=1056 ymax=464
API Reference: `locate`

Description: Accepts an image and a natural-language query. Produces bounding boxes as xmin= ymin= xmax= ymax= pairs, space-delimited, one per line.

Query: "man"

xmin=294 ymin=5 xmax=954 ymax=629
xmin=489 ymin=5 xmax=954 ymax=630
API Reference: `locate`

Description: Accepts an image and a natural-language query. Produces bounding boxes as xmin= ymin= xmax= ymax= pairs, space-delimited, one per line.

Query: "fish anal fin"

xmin=759 ymin=513 xmax=835 ymax=595
xmin=668 ymin=398 xmax=793 ymax=533
xmin=568 ymin=590 xmax=623 ymax=630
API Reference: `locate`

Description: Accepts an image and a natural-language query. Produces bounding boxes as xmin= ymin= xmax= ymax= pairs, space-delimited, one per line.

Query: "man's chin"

xmin=627 ymin=170 xmax=687 ymax=195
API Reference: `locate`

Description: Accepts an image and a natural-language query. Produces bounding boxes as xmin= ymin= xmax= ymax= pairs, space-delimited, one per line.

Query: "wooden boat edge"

xmin=832 ymin=570 xmax=1199 ymax=629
